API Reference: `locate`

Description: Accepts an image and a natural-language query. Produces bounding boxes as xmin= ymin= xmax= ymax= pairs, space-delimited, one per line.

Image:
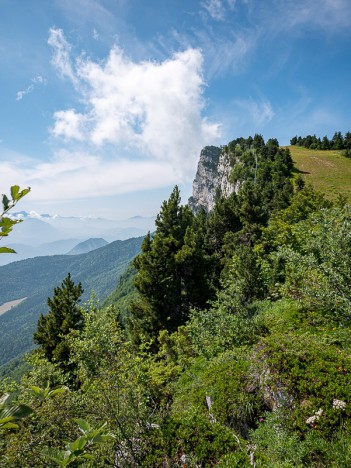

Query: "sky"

xmin=1 ymin=0 xmax=351 ymax=219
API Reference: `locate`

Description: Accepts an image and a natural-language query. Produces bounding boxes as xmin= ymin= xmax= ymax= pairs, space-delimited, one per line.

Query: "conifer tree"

xmin=34 ymin=273 xmax=84 ymax=367
xmin=129 ymin=186 xmax=211 ymax=346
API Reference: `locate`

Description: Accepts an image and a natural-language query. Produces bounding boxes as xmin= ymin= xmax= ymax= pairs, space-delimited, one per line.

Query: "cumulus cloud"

xmin=48 ymin=28 xmax=220 ymax=179
xmin=52 ymin=109 xmax=86 ymax=140
xmin=4 ymin=29 xmax=221 ymax=207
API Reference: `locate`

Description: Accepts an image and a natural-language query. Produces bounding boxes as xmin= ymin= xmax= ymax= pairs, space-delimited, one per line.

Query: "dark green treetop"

xmin=128 ymin=186 xmax=213 ymax=347
xmin=34 ymin=273 xmax=84 ymax=370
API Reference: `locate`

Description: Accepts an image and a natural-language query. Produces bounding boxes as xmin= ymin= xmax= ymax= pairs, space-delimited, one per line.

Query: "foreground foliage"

xmin=0 ymin=184 xmax=30 ymax=254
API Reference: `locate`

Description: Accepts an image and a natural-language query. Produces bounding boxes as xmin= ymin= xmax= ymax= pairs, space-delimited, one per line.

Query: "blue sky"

xmin=1 ymin=0 xmax=351 ymax=219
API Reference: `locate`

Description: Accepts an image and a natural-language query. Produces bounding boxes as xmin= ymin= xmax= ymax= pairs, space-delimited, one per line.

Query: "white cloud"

xmin=202 ymin=0 xmax=239 ymax=20
xmin=257 ymin=0 xmax=351 ymax=34
xmin=196 ymin=0 xmax=351 ymax=79
xmin=235 ymin=97 xmax=275 ymax=126
xmin=48 ymin=28 xmax=77 ymax=85
xmin=16 ymin=75 xmax=47 ymax=101
xmin=16 ymin=84 xmax=34 ymax=101
xmin=202 ymin=0 xmax=226 ymax=20
xmin=49 ymin=29 xmax=220 ymax=179
xmin=292 ymin=0 xmax=351 ymax=29
xmin=3 ymin=28 xmax=221 ymax=207
xmin=0 ymin=150 xmax=179 ymax=203
xmin=32 ymin=75 xmax=47 ymax=85
xmin=52 ymin=109 xmax=86 ymax=140
xmin=196 ymin=31 xmax=254 ymax=78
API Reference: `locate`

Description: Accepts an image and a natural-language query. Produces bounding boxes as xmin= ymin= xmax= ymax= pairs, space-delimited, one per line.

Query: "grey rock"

xmin=188 ymin=145 xmax=240 ymax=213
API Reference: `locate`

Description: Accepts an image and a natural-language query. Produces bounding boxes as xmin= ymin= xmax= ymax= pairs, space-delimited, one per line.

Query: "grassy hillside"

xmin=289 ymin=145 xmax=351 ymax=201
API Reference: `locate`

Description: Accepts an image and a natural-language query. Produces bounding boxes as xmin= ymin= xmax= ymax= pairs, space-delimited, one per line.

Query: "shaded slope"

xmin=0 ymin=236 xmax=143 ymax=366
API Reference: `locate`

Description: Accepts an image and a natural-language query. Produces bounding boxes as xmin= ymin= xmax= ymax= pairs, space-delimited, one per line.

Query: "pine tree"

xmin=344 ymin=132 xmax=351 ymax=150
xmin=34 ymin=273 xmax=84 ymax=367
xmin=321 ymin=135 xmax=330 ymax=150
xmin=128 ymin=186 xmax=212 ymax=347
xmin=332 ymin=131 xmax=344 ymax=150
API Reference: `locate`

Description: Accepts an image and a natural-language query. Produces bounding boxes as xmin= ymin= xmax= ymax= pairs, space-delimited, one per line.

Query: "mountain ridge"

xmin=66 ymin=238 xmax=109 ymax=255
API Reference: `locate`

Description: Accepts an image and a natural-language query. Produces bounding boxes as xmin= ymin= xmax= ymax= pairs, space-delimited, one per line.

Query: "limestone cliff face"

xmin=188 ymin=145 xmax=239 ymax=213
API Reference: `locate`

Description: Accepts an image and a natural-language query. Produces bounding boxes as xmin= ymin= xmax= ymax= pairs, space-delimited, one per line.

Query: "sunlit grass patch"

xmin=287 ymin=146 xmax=351 ymax=201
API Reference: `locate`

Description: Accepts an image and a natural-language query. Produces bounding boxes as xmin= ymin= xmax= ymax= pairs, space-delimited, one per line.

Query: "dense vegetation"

xmin=291 ymin=131 xmax=351 ymax=157
xmin=2 ymin=136 xmax=351 ymax=466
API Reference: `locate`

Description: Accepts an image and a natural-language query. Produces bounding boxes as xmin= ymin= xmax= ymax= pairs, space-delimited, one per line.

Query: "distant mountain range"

xmin=0 ymin=236 xmax=144 ymax=368
xmin=66 ymin=238 xmax=109 ymax=255
xmin=0 ymin=212 xmax=155 ymax=266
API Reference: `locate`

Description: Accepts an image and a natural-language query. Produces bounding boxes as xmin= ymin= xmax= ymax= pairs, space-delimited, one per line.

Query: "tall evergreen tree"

xmin=344 ymin=132 xmax=351 ymax=150
xmin=34 ymin=273 xmax=84 ymax=367
xmin=128 ymin=186 xmax=212 ymax=346
xmin=321 ymin=135 xmax=330 ymax=150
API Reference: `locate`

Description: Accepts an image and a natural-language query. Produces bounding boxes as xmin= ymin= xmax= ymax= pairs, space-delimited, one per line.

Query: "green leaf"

xmin=43 ymin=447 xmax=67 ymax=464
xmin=1 ymin=403 xmax=34 ymax=420
xmin=0 ymin=422 xmax=19 ymax=429
xmin=75 ymin=418 xmax=91 ymax=434
xmin=48 ymin=386 xmax=70 ymax=398
xmin=28 ymin=385 xmax=43 ymax=396
xmin=2 ymin=194 xmax=10 ymax=211
xmin=69 ymin=436 xmax=87 ymax=453
xmin=0 ymin=247 xmax=16 ymax=254
xmin=91 ymin=434 xmax=114 ymax=443
xmin=18 ymin=187 xmax=31 ymax=199
xmin=81 ymin=454 xmax=95 ymax=460
xmin=0 ymin=416 xmax=18 ymax=424
xmin=0 ymin=394 xmax=10 ymax=406
xmin=10 ymin=185 xmax=20 ymax=201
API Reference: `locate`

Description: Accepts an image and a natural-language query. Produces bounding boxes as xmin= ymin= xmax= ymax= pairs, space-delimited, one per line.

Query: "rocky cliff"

xmin=188 ymin=145 xmax=239 ymax=213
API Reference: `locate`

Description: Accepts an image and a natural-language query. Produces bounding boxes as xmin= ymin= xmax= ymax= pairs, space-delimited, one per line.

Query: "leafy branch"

xmin=0 ymin=393 xmax=34 ymax=430
xmin=0 ymin=184 xmax=31 ymax=253
xmin=43 ymin=418 xmax=114 ymax=467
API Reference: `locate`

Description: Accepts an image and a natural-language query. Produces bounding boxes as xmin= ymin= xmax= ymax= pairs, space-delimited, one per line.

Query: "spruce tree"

xmin=34 ymin=273 xmax=84 ymax=367
xmin=128 ymin=186 xmax=212 ymax=346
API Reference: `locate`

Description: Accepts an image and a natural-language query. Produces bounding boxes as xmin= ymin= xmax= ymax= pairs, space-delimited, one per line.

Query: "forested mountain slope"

xmin=0 ymin=236 xmax=143 ymax=367
xmin=66 ymin=237 xmax=109 ymax=255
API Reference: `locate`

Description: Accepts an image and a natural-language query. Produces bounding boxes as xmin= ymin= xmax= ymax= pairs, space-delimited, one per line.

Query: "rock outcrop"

xmin=188 ymin=145 xmax=239 ymax=213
